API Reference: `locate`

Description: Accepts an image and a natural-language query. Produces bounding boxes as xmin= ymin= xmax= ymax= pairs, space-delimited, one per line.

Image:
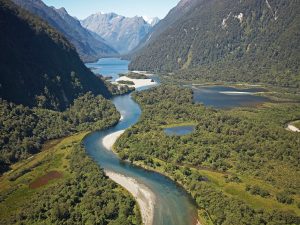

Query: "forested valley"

xmin=0 ymin=91 xmax=143 ymax=225
xmin=0 ymin=92 xmax=119 ymax=174
xmin=115 ymin=85 xmax=300 ymax=224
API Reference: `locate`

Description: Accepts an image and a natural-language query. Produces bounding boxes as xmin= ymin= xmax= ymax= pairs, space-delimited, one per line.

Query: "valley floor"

xmin=114 ymin=84 xmax=300 ymax=225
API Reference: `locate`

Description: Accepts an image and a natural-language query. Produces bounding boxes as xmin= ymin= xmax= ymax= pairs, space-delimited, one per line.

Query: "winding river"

xmin=84 ymin=59 xmax=198 ymax=225
xmin=84 ymin=58 xmax=271 ymax=224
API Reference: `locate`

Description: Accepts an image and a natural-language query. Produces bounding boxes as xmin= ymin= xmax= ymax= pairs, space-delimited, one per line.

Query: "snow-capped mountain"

xmin=81 ymin=12 xmax=155 ymax=54
xmin=143 ymin=16 xmax=160 ymax=27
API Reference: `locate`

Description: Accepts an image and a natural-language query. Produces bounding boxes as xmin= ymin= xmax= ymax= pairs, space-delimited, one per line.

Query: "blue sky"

xmin=42 ymin=0 xmax=181 ymax=19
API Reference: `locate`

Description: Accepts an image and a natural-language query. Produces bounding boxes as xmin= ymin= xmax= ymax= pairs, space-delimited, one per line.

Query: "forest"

xmin=115 ymin=85 xmax=300 ymax=224
xmin=0 ymin=133 xmax=141 ymax=225
xmin=0 ymin=92 xmax=120 ymax=174
xmin=130 ymin=0 xmax=300 ymax=89
xmin=0 ymin=90 xmax=143 ymax=224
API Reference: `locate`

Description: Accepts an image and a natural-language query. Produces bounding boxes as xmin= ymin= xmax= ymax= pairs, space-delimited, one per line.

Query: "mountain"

xmin=81 ymin=12 xmax=153 ymax=54
xmin=127 ymin=0 xmax=199 ymax=57
xmin=0 ymin=0 xmax=111 ymax=110
xmin=130 ymin=0 xmax=300 ymax=88
xmin=143 ymin=16 xmax=160 ymax=27
xmin=12 ymin=0 xmax=118 ymax=62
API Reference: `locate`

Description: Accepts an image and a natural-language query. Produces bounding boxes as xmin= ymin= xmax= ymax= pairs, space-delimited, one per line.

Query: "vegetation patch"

xmin=0 ymin=92 xmax=120 ymax=175
xmin=29 ymin=171 xmax=63 ymax=189
xmin=115 ymin=85 xmax=300 ymax=224
xmin=0 ymin=132 xmax=142 ymax=224
xmin=126 ymin=72 xmax=148 ymax=79
xmin=117 ymin=80 xmax=135 ymax=85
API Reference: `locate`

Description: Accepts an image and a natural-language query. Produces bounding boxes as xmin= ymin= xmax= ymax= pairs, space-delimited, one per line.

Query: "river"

xmin=84 ymin=58 xmax=198 ymax=225
xmin=84 ymin=58 xmax=271 ymax=224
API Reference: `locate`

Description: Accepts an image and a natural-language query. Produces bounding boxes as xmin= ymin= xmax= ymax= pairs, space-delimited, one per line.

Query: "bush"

xmin=276 ymin=192 xmax=294 ymax=204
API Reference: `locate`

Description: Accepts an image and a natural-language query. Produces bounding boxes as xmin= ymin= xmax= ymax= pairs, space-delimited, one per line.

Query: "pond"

xmin=164 ymin=125 xmax=195 ymax=136
xmin=192 ymin=85 xmax=269 ymax=108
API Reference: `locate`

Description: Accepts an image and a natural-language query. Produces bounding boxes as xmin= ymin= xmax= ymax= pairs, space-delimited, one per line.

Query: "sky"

xmin=42 ymin=0 xmax=181 ymax=20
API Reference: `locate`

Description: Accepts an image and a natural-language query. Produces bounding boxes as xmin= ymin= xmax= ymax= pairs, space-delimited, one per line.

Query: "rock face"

xmin=129 ymin=0 xmax=300 ymax=88
xmin=12 ymin=0 xmax=118 ymax=62
xmin=0 ymin=0 xmax=111 ymax=110
xmin=81 ymin=12 xmax=154 ymax=54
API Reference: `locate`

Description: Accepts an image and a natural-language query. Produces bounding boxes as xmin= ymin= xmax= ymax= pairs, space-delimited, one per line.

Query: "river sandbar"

xmin=105 ymin=170 xmax=155 ymax=225
xmin=115 ymin=76 xmax=157 ymax=89
xmin=286 ymin=124 xmax=300 ymax=132
xmin=102 ymin=130 xmax=125 ymax=150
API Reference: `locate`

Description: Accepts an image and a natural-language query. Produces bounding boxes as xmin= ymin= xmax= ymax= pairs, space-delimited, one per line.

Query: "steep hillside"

xmin=12 ymin=0 xmax=118 ymax=61
xmin=129 ymin=0 xmax=200 ymax=54
xmin=82 ymin=12 xmax=152 ymax=54
xmin=130 ymin=0 xmax=300 ymax=88
xmin=0 ymin=0 xmax=111 ymax=110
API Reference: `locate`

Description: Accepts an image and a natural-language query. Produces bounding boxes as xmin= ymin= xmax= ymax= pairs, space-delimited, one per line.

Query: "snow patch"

xmin=143 ymin=16 xmax=160 ymax=26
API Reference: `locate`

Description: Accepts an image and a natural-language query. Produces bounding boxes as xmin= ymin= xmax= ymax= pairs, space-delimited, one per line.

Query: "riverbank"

xmin=105 ymin=171 xmax=155 ymax=225
xmin=128 ymin=159 xmax=209 ymax=225
xmin=102 ymin=130 xmax=125 ymax=149
xmin=115 ymin=76 xmax=157 ymax=89
xmin=102 ymin=129 xmax=156 ymax=225
xmin=286 ymin=121 xmax=300 ymax=132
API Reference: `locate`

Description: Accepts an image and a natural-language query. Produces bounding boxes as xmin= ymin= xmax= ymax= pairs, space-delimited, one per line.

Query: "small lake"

xmin=164 ymin=125 xmax=195 ymax=136
xmin=86 ymin=58 xmax=129 ymax=81
xmin=192 ymin=85 xmax=269 ymax=108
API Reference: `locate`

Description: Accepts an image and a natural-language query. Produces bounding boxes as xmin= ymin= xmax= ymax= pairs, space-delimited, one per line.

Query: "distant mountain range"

xmin=130 ymin=0 xmax=300 ymax=88
xmin=12 ymin=0 xmax=118 ymax=62
xmin=81 ymin=12 xmax=159 ymax=54
xmin=0 ymin=0 xmax=110 ymax=110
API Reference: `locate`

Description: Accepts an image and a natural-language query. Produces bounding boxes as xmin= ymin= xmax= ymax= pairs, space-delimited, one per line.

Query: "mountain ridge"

xmin=0 ymin=0 xmax=111 ymax=110
xmin=130 ymin=0 xmax=300 ymax=88
xmin=81 ymin=12 xmax=156 ymax=54
xmin=12 ymin=0 xmax=118 ymax=62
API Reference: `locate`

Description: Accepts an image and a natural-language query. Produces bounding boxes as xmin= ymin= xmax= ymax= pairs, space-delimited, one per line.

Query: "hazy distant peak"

xmin=82 ymin=12 xmax=153 ymax=54
xmin=13 ymin=0 xmax=118 ymax=61
xmin=143 ymin=16 xmax=160 ymax=26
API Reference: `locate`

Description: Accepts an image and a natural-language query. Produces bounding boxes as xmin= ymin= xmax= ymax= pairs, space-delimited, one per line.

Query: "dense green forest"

xmin=115 ymin=85 xmax=300 ymax=224
xmin=130 ymin=0 xmax=300 ymax=88
xmin=0 ymin=0 xmax=110 ymax=110
xmin=0 ymin=92 xmax=119 ymax=174
xmin=0 ymin=133 xmax=141 ymax=225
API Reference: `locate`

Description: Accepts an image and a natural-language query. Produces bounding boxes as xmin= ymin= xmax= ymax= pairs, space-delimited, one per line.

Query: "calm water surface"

xmin=86 ymin=58 xmax=129 ymax=81
xmin=164 ymin=125 xmax=195 ymax=136
xmin=192 ymin=85 xmax=269 ymax=108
